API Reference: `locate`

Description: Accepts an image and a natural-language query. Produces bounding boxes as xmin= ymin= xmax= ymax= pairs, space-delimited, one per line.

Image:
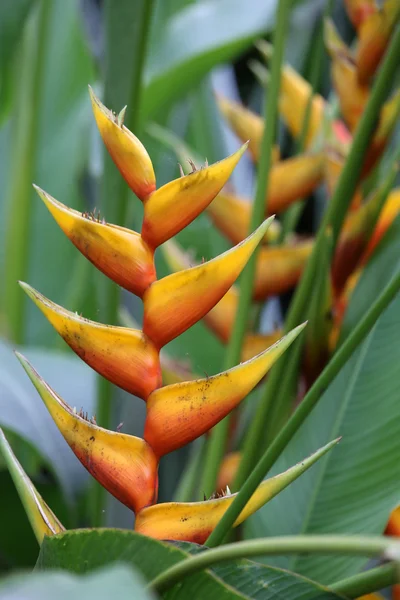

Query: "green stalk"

xmin=148 ymin=535 xmax=400 ymax=594
xmin=199 ymin=0 xmax=292 ymax=498
xmin=92 ymin=0 xmax=155 ymax=526
xmin=280 ymin=0 xmax=330 ymax=239
xmin=237 ymin=23 xmax=400 ymax=483
xmin=207 ymin=269 xmax=400 ymax=546
xmin=331 ymin=562 xmax=398 ymax=598
xmin=2 ymin=0 xmax=51 ymax=343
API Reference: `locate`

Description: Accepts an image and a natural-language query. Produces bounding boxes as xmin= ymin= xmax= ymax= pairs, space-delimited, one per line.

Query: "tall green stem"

xmin=2 ymin=0 xmax=51 ymax=343
xmin=149 ymin=535 xmax=400 ymax=594
xmin=238 ymin=23 xmax=400 ymax=484
xmin=199 ymin=0 xmax=292 ymax=498
xmin=92 ymin=0 xmax=155 ymax=526
xmin=207 ymin=269 xmax=400 ymax=546
xmin=331 ymin=562 xmax=398 ymax=598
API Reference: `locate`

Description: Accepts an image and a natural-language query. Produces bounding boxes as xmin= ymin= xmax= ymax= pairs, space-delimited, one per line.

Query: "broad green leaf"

xmin=0 ymin=564 xmax=154 ymax=600
xmin=245 ymin=218 xmax=400 ymax=584
xmin=37 ymin=529 xmax=342 ymax=599
xmin=0 ymin=340 xmax=96 ymax=499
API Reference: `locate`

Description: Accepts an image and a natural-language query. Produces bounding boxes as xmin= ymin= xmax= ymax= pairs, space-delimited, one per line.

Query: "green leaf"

xmin=245 ymin=217 xmax=400 ymax=583
xmin=0 ymin=564 xmax=154 ymax=600
xmin=143 ymin=0 xmax=278 ymax=119
xmin=37 ymin=529 xmax=342 ymax=599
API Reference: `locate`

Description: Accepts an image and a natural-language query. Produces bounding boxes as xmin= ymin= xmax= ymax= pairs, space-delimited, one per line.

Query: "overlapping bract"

xmin=16 ymin=87 xmax=308 ymax=543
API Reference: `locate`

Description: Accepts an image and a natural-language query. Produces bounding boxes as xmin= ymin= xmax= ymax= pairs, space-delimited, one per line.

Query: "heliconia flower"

xmin=20 ymin=283 xmax=162 ymax=400
xmin=144 ymin=324 xmax=306 ymax=457
xmin=217 ymin=95 xmax=280 ymax=162
xmin=17 ymin=354 xmax=159 ymax=513
xmin=34 ymin=186 xmax=156 ymax=298
xmin=207 ymin=190 xmax=281 ymax=245
xmin=0 ymin=429 xmax=65 ymax=544
xmin=385 ymin=505 xmax=400 ymax=536
xmin=255 ymin=41 xmax=325 ymax=148
xmin=344 ymin=0 xmax=376 ymax=28
xmin=216 ymin=451 xmax=241 ymax=492
xmin=141 ymin=143 xmax=248 ymax=249
xmin=354 ymin=0 xmax=400 ymax=84
xmin=89 ymin=86 xmax=156 ymax=201
xmin=143 ymin=218 xmax=273 ymax=348
xmin=333 ymin=166 xmax=399 ymax=295
xmin=363 ymin=187 xmax=400 ymax=263
xmin=280 ymin=66 xmax=325 ymax=148
xmin=325 ymin=18 xmax=369 ymax=132
xmin=254 ymin=240 xmax=313 ymax=301
xmin=135 ymin=438 xmax=339 ymax=542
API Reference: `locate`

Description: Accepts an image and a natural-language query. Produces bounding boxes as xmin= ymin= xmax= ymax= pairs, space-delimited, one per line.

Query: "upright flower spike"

xmin=89 ymin=86 xmax=156 ymax=201
xmin=253 ymin=240 xmax=313 ymax=301
xmin=141 ymin=143 xmax=248 ymax=249
xmin=216 ymin=95 xmax=280 ymax=162
xmin=207 ymin=190 xmax=281 ymax=245
xmin=0 ymin=429 xmax=65 ymax=544
xmin=17 ymin=354 xmax=159 ymax=513
xmin=34 ymin=186 xmax=156 ymax=298
xmin=144 ymin=324 xmax=306 ymax=457
xmin=344 ymin=0 xmax=376 ymax=28
xmin=325 ymin=18 xmax=369 ymax=132
xmin=143 ymin=218 xmax=274 ymax=348
xmin=135 ymin=438 xmax=339 ymax=542
xmin=355 ymin=0 xmax=400 ymax=84
xmin=20 ymin=283 xmax=162 ymax=400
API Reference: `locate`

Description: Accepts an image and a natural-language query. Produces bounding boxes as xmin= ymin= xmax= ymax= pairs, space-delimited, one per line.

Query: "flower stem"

xmin=199 ymin=0 xmax=292 ymax=498
xmin=149 ymin=535 xmax=400 ymax=594
xmin=206 ymin=268 xmax=400 ymax=547
xmin=2 ymin=0 xmax=51 ymax=343
xmin=237 ymin=21 xmax=400 ymax=484
xmin=330 ymin=562 xmax=398 ymax=598
xmin=91 ymin=0 xmax=155 ymax=527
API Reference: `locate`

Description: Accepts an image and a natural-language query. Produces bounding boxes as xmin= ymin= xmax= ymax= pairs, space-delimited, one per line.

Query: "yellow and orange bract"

xmin=0 ymin=428 xmax=65 ymax=544
xmin=144 ymin=324 xmax=305 ymax=457
xmin=143 ymin=218 xmax=273 ymax=348
xmin=141 ymin=143 xmax=248 ymax=249
xmin=17 ymin=354 xmax=159 ymax=513
xmin=89 ymin=86 xmax=156 ymax=201
xmin=363 ymin=188 xmax=400 ymax=262
xmin=34 ymin=186 xmax=156 ymax=298
xmin=217 ymin=95 xmax=280 ymax=162
xmin=135 ymin=438 xmax=339 ymax=543
xmin=20 ymin=283 xmax=162 ymax=401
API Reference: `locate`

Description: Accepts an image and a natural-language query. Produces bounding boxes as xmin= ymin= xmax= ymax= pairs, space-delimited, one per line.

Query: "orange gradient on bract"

xmin=143 ymin=218 xmax=274 ymax=348
xmin=279 ymin=64 xmax=325 ymax=148
xmin=135 ymin=439 xmax=337 ymax=542
xmin=17 ymin=355 xmax=159 ymax=513
xmin=344 ymin=0 xmax=376 ymax=28
xmin=217 ymin=96 xmax=266 ymax=162
xmin=385 ymin=505 xmax=400 ymax=536
xmin=241 ymin=330 xmax=283 ymax=362
xmin=144 ymin=325 xmax=305 ymax=456
xmin=355 ymin=0 xmax=400 ymax=84
xmin=21 ymin=283 xmax=161 ymax=400
xmin=141 ymin=144 xmax=248 ymax=249
xmin=363 ymin=188 xmax=400 ymax=263
xmin=89 ymin=86 xmax=156 ymax=201
xmin=325 ymin=19 xmax=369 ymax=131
xmin=217 ymin=451 xmax=241 ymax=492
xmin=266 ymin=153 xmax=324 ymax=214
xmin=254 ymin=240 xmax=313 ymax=301
xmin=35 ymin=186 xmax=156 ymax=298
